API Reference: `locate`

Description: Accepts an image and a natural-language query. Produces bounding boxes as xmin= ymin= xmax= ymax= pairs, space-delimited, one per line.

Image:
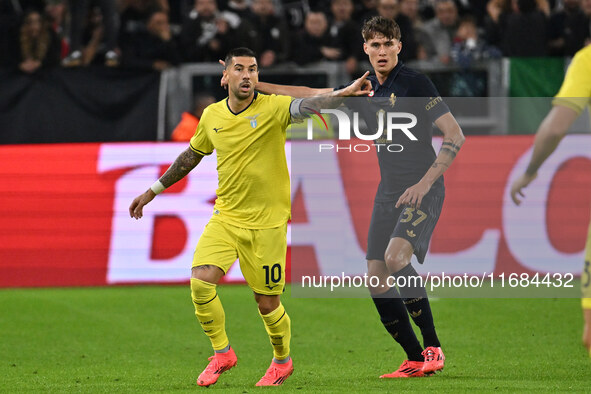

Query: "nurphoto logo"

xmin=305 ymin=107 xmax=419 ymax=153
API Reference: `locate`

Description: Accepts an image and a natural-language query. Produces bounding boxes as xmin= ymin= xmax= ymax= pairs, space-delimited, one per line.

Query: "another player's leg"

xmin=368 ymin=260 xmax=426 ymax=378
xmin=582 ymin=220 xmax=591 ymax=356
xmin=583 ymin=303 xmax=591 ymax=357
xmin=239 ymin=223 xmax=293 ymax=386
xmin=255 ymin=293 xmax=294 ymax=386
xmin=391 ymin=195 xmax=446 ymax=373
xmin=191 ymin=218 xmax=239 ymax=387
xmin=367 ymin=202 xmax=426 ymax=378
xmin=386 ymin=238 xmax=444 ymax=373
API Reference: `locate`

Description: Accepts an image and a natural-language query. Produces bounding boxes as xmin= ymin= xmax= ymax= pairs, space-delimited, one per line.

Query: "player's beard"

xmin=231 ymin=81 xmax=254 ymax=101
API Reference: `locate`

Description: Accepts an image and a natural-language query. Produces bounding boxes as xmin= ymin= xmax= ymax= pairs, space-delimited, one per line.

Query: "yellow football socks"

xmin=259 ymin=303 xmax=291 ymax=360
xmin=191 ymin=278 xmax=229 ymax=351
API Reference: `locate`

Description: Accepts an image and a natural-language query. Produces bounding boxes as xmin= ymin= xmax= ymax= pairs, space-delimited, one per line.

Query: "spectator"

xmin=122 ymin=9 xmax=181 ymax=70
xmin=119 ymin=0 xmax=170 ymax=41
xmin=16 ymin=9 xmax=61 ymax=73
xmin=536 ymin=0 xmax=551 ymax=17
xmin=180 ymin=0 xmax=248 ymax=62
xmin=451 ymin=15 xmax=501 ymax=68
xmin=282 ymin=0 xmax=309 ymax=30
xmin=465 ymin=0 xmax=490 ymax=25
xmin=246 ymin=0 xmax=290 ymax=67
xmin=354 ymin=0 xmax=378 ymax=21
xmin=292 ymin=11 xmax=340 ymax=65
xmin=1 ymin=1 xmax=47 ymax=67
xmin=483 ymin=0 xmax=512 ymax=47
xmin=226 ymin=0 xmax=252 ymax=18
xmin=328 ymin=0 xmax=364 ymax=75
xmin=422 ymin=0 xmax=460 ymax=64
xmin=171 ymin=94 xmax=216 ymax=141
xmin=376 ymin=0 xmax=421 ymax=61
xmin=78 ymin=6 xmax=117 ymax=65
xmin=548 ymin=0 xmax=589 ymax=56
xmin=399 ymin=0 xmax=433 ymax=60
xmin=62 ymin=0 xmax=120 ymax=67
xmin=501 ymin=0 xmax=548 ymax=56
xmin=45 ymin=0 xmax=69 ymax=59
xmin=399 ymin=0 xmax=420 ymax=23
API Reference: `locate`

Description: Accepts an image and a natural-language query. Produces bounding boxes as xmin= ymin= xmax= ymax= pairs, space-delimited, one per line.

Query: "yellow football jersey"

xmin=190 ymin=93 xmax=292 ymax=229
xmin=553 ymin=45 xmax=591 ymax=114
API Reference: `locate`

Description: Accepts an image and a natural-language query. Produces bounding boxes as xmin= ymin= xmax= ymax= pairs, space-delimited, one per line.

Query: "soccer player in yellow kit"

xmin=129 ymin=47 xmax=371 ymax=387
xmin=510 ymin=44 xmax=591 ymax=358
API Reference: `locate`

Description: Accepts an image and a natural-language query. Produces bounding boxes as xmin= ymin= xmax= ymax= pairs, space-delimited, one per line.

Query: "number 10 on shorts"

xmin=263 ymin=264 xmax=282 ymax=287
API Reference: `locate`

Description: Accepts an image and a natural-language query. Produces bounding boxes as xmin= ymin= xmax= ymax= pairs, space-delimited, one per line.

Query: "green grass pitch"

xmin=1 ymin=285 xmax=590 ymax=392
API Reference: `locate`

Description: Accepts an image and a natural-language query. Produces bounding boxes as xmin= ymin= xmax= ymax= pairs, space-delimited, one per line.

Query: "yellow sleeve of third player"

xmin=189 ymin=107 xmax=214 ymax=155
xmin=553 ymin=46 xmax=591 ymax=114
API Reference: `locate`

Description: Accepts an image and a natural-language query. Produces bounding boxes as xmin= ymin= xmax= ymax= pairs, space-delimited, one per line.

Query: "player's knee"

xmin=366 ymin=260 xmax=390 ymax=294
xmin=191 ymin=265 xmax=224 ymax=283
xmin=255 ymin=293 xmax=280 ymax=315
xmin=190 ymin=278 xmax=217 ymax=304
xmin=384 ymin=251 xmax=411 ymax=273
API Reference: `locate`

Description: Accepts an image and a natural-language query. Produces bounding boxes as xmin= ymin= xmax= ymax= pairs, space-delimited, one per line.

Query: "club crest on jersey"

xmin=245 ymin=114 xmax=260 ymax=128
xmin=389 ymin=93 xmax=396 ymax=107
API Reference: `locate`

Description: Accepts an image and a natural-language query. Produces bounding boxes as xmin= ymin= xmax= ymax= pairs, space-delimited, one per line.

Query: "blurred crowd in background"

xmin=1 ymin=0 xmax=590 ymax=77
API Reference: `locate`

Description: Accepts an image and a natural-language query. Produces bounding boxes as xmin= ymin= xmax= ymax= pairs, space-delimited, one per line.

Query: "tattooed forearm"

xmin=299 ymin=92 xmax=344 ymax=115
xmin=431 ymin=138 xmax=462 ymax=170
xmin=441 ymin=141 xmax=461 ymax=150
xmin=439 ymin=147 xmax=457 ymax=158
xmin=431 ymin=161 xmax=449 ymax=169
xmin=159 ymin=148 xmax=203 ymax=188
xmin=439 ymin=137 xmax=462 ymax=159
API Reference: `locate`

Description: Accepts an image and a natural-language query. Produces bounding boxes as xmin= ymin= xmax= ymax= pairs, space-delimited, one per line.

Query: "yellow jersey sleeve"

xmin=189 ymin=108 xmax=214 ymax=155
xmin=553 ymin=46 xmax=591 ymax=114
xmin=271 ymin=94 xmax=293 ymax=130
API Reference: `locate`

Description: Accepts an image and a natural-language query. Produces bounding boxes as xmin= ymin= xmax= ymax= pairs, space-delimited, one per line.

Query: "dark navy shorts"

xmin=366 ymin=192 xmax=444 ymax=264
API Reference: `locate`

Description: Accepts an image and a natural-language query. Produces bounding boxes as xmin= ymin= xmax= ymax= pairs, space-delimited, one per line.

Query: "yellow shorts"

xmin=192 ymin=216 xmax=287 ymax=295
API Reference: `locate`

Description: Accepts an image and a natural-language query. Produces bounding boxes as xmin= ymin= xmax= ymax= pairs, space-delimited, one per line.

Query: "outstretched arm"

xmin=218 ymin=59 xmax=334 ymax=97
xmin=290 ymin=71 xmax=372 ymax=118
xmin=129 ymin=148 xmax=204 ymax=219
xmin=396 ymin=112 xmax=465 ymax=209
xmin=510 ymin=104 xmax=579 ymax=205
xmin=255 ymin=81 xmax=334 ymax=97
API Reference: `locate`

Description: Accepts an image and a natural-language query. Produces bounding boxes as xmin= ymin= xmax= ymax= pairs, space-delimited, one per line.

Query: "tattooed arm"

xmin=298 ymin=71 xmax=372 ymax=112
xmin=287 ymin=72 xmax=372 ymax=122
xmin=129 ymin=148 xmax=204 ymax=219
xmin=395 ymin=112 xmax=465 ymax=209
xmin=256 ymin=82 xmax=334 ymax=97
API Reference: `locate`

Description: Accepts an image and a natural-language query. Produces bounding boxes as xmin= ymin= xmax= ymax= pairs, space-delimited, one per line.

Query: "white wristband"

xmin=150 ymin=180 xmax=166 ymax=195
